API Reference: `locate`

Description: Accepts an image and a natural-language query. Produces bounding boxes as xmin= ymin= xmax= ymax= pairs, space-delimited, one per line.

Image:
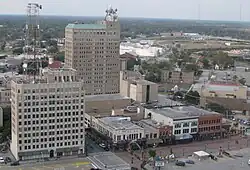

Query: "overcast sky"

xmin=0 ymin=0 xmax=249 ymax=21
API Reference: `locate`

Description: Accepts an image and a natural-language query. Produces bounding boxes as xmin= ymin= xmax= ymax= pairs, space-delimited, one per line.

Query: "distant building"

xmin=161 ymin=70 xmax=195 ymax=84
xmin=201 ymin=82 xmax=247 ymax=99
xmin=120 ymin=70 xmax=158 ymax=103
xmin=64 ymin=7 xmax=120 ymax=95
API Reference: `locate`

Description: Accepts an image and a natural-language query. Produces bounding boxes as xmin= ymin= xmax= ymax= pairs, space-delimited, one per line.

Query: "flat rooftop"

xmin=99 ymin=116 xmax=143 ymax=130
xmin=85 ymin=94 xmax=130 ymax=102
xmin=66 ymin=23 xmax=106 ymax=30
xmin=89 ymin=152 xmax=131 ymax=170
xmin=148 ymin=106 xmax=219 ymax=120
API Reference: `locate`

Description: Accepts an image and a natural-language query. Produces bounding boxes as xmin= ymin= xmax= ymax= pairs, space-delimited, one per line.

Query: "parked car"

xmin=185 ymin=160 xmax=195 ymax=164
xmin=99 ymin=143 xmax=106 ymax=148
xmin=175 ymin=160 xmax=185 ymax=166
xmin=5 ymin=157 xmax=11 ymax=163
xmin=0 ymin=157 xmax=5 ymax=163
xmin=10 ymin=161 xmax=20 ymax=166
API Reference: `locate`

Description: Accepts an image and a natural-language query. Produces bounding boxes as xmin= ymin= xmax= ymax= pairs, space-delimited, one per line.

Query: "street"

xmin=116 ymin=135 xmax=249 ymax=168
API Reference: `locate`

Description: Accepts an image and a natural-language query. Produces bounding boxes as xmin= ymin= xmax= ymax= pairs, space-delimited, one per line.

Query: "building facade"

xmin=144 ymin=107 xmax=198 ymax=137
xmin=161 ymin=70 xmax=194 ymax=84
xmin=92 ymin=116 xmax=144 ymax=143
xmin=120 ymin=70 xmax=158 ymax=103
xmin=64 ymin=7 xmax=120 ymax=95
xmin=10 ymin=68 xmax=85 ymax=160
xmin=198 ymin=114 xmax=223 ymax=139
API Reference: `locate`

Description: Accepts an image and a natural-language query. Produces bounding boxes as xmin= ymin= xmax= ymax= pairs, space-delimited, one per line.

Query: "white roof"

xmin=193 ymin=151 xmax=210 ymax=157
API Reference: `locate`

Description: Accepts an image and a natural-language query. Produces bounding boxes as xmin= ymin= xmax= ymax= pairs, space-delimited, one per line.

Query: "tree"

xmin=12 ymin=47 xmax=23 ymax=55
xmin=202 ymin=58 xmax=210 ymax=69
xmin=184 ymin=91 xmax=200 ymax=105
xmin=239 ymin=78 xmax=246 ymax=85
xmin=148 ymin=149 xmax=156 ymax=158
xmin=207 ymin=103 xmax=226 ymax=114
xmin=212 ymin=51 xmax=234 ymax=69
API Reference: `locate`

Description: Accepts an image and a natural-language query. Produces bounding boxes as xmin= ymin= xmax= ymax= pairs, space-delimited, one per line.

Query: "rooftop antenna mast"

xmin=240 ymin=3 xmax=242 ymax=21
xmin=24 ymin=3 xmax=42 ymax=81
xmin=198 ymin=2 xmax=201 ymax=20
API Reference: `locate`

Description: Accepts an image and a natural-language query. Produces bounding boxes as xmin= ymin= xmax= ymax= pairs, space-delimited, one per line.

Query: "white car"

xmin=0 ymin=157 xmax=5 ymax=163
xmin=248 ymin=159 xmax=250 ymax=165
xmin=99 ymin=143 xmax=106 ymax=148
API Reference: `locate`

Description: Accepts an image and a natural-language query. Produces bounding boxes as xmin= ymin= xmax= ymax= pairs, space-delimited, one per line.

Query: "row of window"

xmin=19 ymin=135 xmax=83 ymax=144
xmin=19 ymin=123 xmax=84 ymax=133
xmin=21 ymin=99 xmax=81 ymax=107
xmin=174 ymin=128 xmax=197 ymax=135
xmin=20 ymin=140 xmax=81 ymax=151
xmin=19 ymin=111 xmax=82 ymax=119
xmin=175 ymin=121 xmax=197 ymax=128
xmin=19 ymin=105 xmax=84 ymax=114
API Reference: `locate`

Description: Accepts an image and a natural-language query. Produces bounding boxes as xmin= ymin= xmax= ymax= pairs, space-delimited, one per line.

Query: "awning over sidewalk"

xmin=175 ymin=134 xmax=193 ymax=141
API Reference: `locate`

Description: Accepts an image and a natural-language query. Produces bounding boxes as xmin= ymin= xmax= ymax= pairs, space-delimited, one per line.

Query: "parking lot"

xmin=145 ymin=148 xmax=250 ymax=170
xmin=0 ymin=152 xmax=131 ymax=170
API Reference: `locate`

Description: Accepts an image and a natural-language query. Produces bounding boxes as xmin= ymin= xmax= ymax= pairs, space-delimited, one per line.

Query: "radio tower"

xmin=24 ymin=3 xmax=42 ymax=79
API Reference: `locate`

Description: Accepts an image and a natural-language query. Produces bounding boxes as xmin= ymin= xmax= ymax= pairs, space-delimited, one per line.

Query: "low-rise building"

xmin=161 ymin=70 xmax=194 ymax=84
xmin=200 ymin=82 xmax=250 ymax=113
xmin=120 ymin=70 xmax=158 ymax=103
xmin=201 ymin=82 xmax=247 ymax=99
xmin=92 ymin=116 xmax=145 ymax=143
xmin=144 ymin=107 xmax=199 ymax=139
xmin=137 ymin=119 xmax=172 ymax=139
xmin=85 ymin=94 xmax=131 ymax=113
xmin=144 ymin=106 xmax=223 ymax=140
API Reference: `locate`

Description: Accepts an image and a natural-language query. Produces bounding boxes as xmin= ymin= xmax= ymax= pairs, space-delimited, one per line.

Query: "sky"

xmin=0 ymin=0 xmax=250 ymax=21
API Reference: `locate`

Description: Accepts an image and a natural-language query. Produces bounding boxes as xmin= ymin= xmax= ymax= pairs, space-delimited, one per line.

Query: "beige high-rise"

xmin=65 ymin=7 xmax=120 ymax=95
xmin=10 ymin=67 xmax=85 ymax=160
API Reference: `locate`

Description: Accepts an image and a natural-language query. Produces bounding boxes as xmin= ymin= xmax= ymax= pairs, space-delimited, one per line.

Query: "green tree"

xmin=185 ymin=91 xmax=200 ymax=105
xmin=239 ymin=78 xmax=246 ymax=85
xmin=212 ymin=51 xmax=234 ymax=69
xmin=207 ymin=103 xmax=226 ymax=114
xmin=202 ymin=58 xmax=210 ymax=69
xmin=148 ymin=149 xmax=156 ymax=158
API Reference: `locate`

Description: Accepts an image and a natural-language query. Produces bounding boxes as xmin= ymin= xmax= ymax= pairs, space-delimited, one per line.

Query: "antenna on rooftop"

xmin=240 ymin=3 xmax=242 ymax=21
xmin=24 ymin=3 xmax=42 ymax=81
xmin=198 ymin=2 xmax=201 ymax=20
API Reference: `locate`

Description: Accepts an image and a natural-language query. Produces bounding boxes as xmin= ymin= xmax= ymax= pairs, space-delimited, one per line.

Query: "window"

xmin=174 ymin=130 xmax=181 ymax=135
xmin=191 ymin=122 xmax=197 ymax=126
xmin=191 ymin=128 xmax=197 ymax=133
xmin=175 ymin=123 xmax=181 ymax=128
xmin=183 ymin=122 xmax=189 ymax=127
xmin=183 ymin=129 xmax=189 ymax=134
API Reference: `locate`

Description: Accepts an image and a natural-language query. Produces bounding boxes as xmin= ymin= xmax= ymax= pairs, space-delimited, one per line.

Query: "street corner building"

xmin=10 ymin=67 xmax=85 ymax=160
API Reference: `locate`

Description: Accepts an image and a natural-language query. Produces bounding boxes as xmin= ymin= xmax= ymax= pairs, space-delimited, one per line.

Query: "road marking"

xmin=72 ymin=161 xmax=90 ymax=166
xmin=31 ymin=167 xmax=40 ymax=170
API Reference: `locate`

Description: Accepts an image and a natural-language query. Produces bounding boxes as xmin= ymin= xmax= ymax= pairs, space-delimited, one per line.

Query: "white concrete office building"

xmin=10 ymin=67 xmax=85 ymax=160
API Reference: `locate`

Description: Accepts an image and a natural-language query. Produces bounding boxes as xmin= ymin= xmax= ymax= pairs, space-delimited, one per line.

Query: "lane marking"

xmin=72 ymin=161 xmax=90 ymax=166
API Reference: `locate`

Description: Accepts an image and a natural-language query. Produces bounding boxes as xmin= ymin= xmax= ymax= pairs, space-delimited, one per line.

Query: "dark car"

xmin=5 ymin=157 xmax=11 ymax=163
xmin=185 ymin=160 xmax=195 ymax=164
xmin=10 ymin=161 xmax=19 ymax=166
xmin=175 ymin=160 xmax=185 ymax=166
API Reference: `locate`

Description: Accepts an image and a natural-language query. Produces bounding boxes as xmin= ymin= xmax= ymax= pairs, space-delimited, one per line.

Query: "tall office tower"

xmin=10 ymin=67 xmax=85 ymax=160
xmin=65 ymin=7 xmax=120 ymax=95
